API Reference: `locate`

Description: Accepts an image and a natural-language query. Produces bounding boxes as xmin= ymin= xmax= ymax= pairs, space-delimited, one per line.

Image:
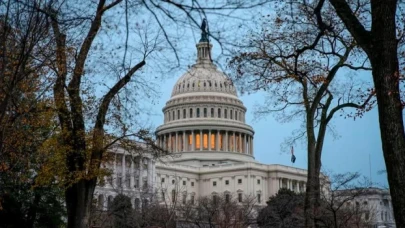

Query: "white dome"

xmin=171 ymin=64 xmax=238 ymax=98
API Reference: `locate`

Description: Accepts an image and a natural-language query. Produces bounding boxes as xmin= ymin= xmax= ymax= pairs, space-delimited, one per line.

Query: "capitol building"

xmin=94 ymin=29 xmax=309 ymax=210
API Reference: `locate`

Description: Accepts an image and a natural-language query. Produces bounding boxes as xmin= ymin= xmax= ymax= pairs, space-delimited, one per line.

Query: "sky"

xmin=143 ymin=38 xmax=389 ymax=188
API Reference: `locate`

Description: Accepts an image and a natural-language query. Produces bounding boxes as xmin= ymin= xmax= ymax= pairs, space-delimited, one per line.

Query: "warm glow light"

xmin=211 ymin=134 xmax=215 ymax=149
xmin=203 ymin=134 xmax=208 ymax=149
xmin=196 ymin=134 xmax=201 ymax=149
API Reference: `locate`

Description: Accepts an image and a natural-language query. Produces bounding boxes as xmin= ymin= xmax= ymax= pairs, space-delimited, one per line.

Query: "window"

xmin=225 ymin=194 xmax=230 ymax=203
xmin=182 ymin=194 xmax=187 ymax=204
xmin=225 ymin=109 xmax=228 ymax=118
xmin=238 ymin=179 xmax=242 ymax=184
xmin=225 ymin=180 xmax=229 ymax=185
xmin=191 ymin=195 xmax=195 ymax=205
xmin=191 ymin=182 xmax=194 ymax=187
xmin=168 ymin=112 xmax=171 ymax=121
xmin=162 ymin=192 xmax=165 ymax=200
xmin=213 ymin=195 xmax=218 ymax=205
xmin=173 ymin=111 xmax=175 ymax=120
xmin=177 ymin=110 xmax=180 ymax=120
xmin=117 ymin=176 xmax=122 ymax=188
xmin=183 ymin=181 xmax=186 ymax=186
xmin=161 ymin=178 xmax=165 ymax=183
xmin=190 ymin=108 xmax=193 ymax=118
xmin=204 ymin=108 xmax=207 ymax=117
xmin=230 ymin=110 xmax=233 ymax=119
xmin=218 ymin=108 xmax=221 ymax=118
xmin=213 ymin=181 xmax=217 ymax=186
xmin=238 ymin=193 xmax=243 ymax=203
xmin=143 ymin=180 xmax=148 ymax=188
xmin=257 ymin=194 xmax=261 ymax=203
xmin=183 ymin=109 xmax=186 ymax=119
xmin=197 ymin=108 xmax=200 ymax=117
xmin=211 ymin=108 xmax=214 ymax=117
xmin=172 ymin=179 xmax=175 ymax=184
xmin=235 ymin=112 xmax=238 ymax=120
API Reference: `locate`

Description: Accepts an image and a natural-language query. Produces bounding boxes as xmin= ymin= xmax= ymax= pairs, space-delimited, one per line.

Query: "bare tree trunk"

xmin=66 ymin=179 xmax=97 ymax=228
xmin=328 ymin=0 xmax=405 ymax=226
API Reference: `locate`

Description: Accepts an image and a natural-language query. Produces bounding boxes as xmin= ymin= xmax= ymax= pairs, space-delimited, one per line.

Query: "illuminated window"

xmin=225 ymin=109 xmax=228 ymax=118
xmin=190 ymin=108 xmax=193 ymax=118
xmin=188 ymin=134 xmax=192 ymax=150
xmin=197 ymin=108 xmax=200 ymax=117
xmin=196 ymin=134 xmax=201 ymax=149
xmin=211 ymin=108 xmax=214 ymax=117
xmin=211 ymin=134 xmax=215 ymax=149
xmin=203 ymin=133 xmax=208 ymax=149
xmin=204 ymin=108 xmax=207 ymax=117
xmin=218 ymin=108 xmax=221 ymax=118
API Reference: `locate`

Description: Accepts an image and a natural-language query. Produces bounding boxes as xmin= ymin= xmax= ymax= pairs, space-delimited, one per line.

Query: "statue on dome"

xmin=200 ymin=19 xmax=209 ymax=42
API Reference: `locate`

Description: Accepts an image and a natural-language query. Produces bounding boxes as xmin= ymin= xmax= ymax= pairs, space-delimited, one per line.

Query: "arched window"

xmin=235 ymin=111 xmax=238 ymax=120
xmin=197 ymin=108 xmax=200 ymax=118
xmin=177 ymin=110 xmax=180 ymax=120
xmin=204 ymin=108 xmax=207 ymax=117
xmin=183 ymin=109 xmax=186 ymax=119
xmin=211 ymin=108 xmax=214 ymax=117
xmin=230 ymin=110 xmax=233 ymax=119
xmin=218 ymin=108 xmax=221 ymax=118
xmin=225 ymin=109 xmax=228 ymax=119
xmin=98 ymin=194 xmax=104 ymax=210
xmin=190 ymin=108 xmax=193 ymax=118
xmin=168 ymin=112 xmax=171 ymax=121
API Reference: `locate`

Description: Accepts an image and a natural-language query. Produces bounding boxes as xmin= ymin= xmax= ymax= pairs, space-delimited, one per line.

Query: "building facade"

xmin=94 ymin=30 xmax=309 ymax=209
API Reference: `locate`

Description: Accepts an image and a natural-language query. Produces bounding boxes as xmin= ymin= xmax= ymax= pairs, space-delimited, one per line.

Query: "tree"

xmin=28 ymin=1 xmax=274 ymax=227
xmin=229 ymin=1 xmax=374 ymax=226
xmin=258 ymin=173 xmax=373 ymax=228
xmin=180 ymin=193 xmax=257 ymax=228
xmin=0 ymin=1 xmax=65 ymax=227
xmin=311 ymin=0 xmax=405 ymax=226
xmin=257 ymin=189 xmax=305 ymax=228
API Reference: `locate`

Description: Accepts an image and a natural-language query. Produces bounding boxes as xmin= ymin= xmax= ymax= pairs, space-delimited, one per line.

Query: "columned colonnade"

xmin=278 ymin=177 xmax=306 ymax=193
xmin=157 ymin=129 xmax=253 ymax=155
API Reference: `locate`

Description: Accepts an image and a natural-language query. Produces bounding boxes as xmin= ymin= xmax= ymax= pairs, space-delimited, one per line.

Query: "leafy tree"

xmin=257 ymin=188 xmax=305 ymax=228
xmin=229 ymin=1 xmax=374 ymax=226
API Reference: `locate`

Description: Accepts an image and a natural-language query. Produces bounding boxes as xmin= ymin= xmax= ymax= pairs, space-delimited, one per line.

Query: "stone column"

xmin=200 ymin=130 xmax=203 ymax=151
xmin=252 ymin=136 xmax=254 ymax=155
xmin=147 ymin=159 xmax=152 ymax=191
xmin=208 ymin=130 xmax=211 ymax=151
xmin=122 ymin=154 xmax=126 ymax=188
xmin=239 ymin=133 xmax=242 ymax=153
xmin=175 ymin=132 xmax=178 ymax=152
xmin=216 ymin=131 xmax=220 ymax=151
xmin=192 ymin=131 xmax=195 ymax=151
xmin=130 ymin=157 xmax=134 ymax=189
xmin=113 ymin=154 xmax=117 ymax=187
xmin=183 ymin=131 xmax=186 ymax=152
xmin=225 ymin=131 xmax=228 ymax=151
xmin=233 ymin=132 xmax=236 ymax=152
xmin=138 ymin=158 xmax=143 ymax=189
xmin=163 ymin=134 xmax=166 ymax=150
